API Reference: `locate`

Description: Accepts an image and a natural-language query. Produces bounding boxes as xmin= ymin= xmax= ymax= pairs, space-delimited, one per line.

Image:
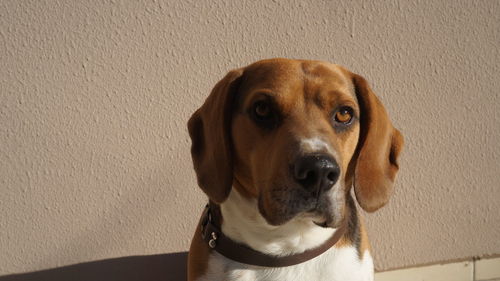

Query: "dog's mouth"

xmin=309 ymin=207 xmax=334 ymax=228
xmin=310 ymin=211 xmax=338 ymax=228
xmin=307 ymin=208 xmax=333 ymax=228
xmin=313 ymin=220 xmax=329 ymax=228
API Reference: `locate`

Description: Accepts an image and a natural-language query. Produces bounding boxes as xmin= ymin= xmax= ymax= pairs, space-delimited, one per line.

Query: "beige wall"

xmin=1 ymin=0 xmax=499 ymax=275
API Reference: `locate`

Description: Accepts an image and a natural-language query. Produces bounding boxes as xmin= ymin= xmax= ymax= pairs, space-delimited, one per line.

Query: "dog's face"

xmin=230 ymin=60 xmax=359 ymax=227
xmin=188 ymin=58 xmax=403 ymax=228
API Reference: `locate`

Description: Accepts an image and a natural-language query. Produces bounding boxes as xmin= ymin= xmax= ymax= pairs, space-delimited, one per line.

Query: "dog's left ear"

xmin=350 ymin=73 xmax=404 ymax=212
xmin=187 ymin=69 xmax=244 ymax=204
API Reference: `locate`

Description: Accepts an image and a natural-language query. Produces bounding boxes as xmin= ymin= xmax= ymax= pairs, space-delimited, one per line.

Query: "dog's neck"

xmin=219 ymin=188 xmax=338 ymax=256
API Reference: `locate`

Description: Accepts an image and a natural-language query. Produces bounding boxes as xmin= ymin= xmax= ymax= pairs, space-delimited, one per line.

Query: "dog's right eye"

xmin=250 ymin=100 xmax=277 ymax=128
xmin=253 ymin=101 xmax=272 ymax=119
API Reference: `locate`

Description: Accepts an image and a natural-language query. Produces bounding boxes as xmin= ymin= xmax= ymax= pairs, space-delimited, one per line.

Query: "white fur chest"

xmin=197 ymin=246 xmax=374 ymax=281
xmin=195 ymin=190 xmax=374 ymax=281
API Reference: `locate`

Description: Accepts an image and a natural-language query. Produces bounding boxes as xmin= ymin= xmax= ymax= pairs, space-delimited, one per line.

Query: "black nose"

xmin=293 ymin=154 xmax=340 ymax=194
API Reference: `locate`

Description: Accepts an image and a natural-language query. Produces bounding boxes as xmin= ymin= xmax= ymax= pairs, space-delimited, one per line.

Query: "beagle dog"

xmin=187 ymin=58 xmax=403 ymax=281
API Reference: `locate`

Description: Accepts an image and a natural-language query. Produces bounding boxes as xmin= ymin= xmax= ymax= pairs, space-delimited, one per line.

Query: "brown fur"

xmin=358 ymin=215 xmax=372 ymax=257
xmin=187 ymin=58 xmax=403 ymax=279
xmin=347 ymin=70 xmax=404 ymax=212
xmin=187 ymin=215 xmax=210 ymax=281
xmin=188 ymin=69 xmax=244 ymax=204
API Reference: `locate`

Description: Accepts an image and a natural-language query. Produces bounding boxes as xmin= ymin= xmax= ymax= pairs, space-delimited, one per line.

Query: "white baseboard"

xmin=375 ymin=257 xmax=500 ymax=281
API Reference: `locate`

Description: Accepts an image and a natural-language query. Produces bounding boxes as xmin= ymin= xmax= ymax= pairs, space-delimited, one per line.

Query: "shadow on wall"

xmin=0 ymin=252 xmax=187 ymax=281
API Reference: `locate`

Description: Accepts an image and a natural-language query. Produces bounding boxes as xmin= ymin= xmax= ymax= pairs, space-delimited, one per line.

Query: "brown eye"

xmin=334 ymin=107 xmax=353 ymax=124
xmin=250 ymin=99 xmax=279 ymax=129
xmin=253 ymin=101 xmax=272 ymax=119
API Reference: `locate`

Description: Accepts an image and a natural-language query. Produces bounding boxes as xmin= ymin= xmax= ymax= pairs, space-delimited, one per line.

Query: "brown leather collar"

xmin=200 ymin=202 xmax=347 ymax=267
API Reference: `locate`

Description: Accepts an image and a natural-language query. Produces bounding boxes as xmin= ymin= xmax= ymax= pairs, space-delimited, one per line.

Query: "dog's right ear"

xmin=187 ymin=69 xmax=244 ymax=204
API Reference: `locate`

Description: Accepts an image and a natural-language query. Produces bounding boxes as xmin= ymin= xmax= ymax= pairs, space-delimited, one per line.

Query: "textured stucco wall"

xmin=1 ymin=0 xmax=499 ymax=275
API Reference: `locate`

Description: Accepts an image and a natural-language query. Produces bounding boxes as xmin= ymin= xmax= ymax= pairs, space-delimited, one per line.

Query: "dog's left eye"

xmin=334 ymin=106 xmax=354 ymax=124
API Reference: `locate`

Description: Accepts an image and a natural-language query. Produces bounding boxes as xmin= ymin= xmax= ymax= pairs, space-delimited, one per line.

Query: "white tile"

xmin=375 ymin=261 xmax=473 ymax=281
xmin=475 ymin=257 xmax=500 ymax=281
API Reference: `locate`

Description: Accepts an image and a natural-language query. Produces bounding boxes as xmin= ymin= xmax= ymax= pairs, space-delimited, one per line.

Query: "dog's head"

xmin=188 ymin=58 xmax=403 ymax=228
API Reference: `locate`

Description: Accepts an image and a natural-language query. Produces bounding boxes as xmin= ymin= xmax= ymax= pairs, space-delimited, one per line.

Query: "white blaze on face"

xmin=299 ymin=137 xmax=337 ymax=157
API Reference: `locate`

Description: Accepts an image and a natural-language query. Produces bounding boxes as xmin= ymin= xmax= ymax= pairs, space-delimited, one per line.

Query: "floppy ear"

xmin=351 ymin=73 xmax=404 ymax=212
xmin=187 ymin=69 xmax=244 ymax=204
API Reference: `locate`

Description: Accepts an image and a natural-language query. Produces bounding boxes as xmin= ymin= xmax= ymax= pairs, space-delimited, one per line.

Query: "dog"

xmin=187 ymin=58 xmax=403 ymax=281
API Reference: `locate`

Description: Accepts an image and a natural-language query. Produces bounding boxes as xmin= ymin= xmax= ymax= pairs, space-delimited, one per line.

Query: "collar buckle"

xmin=201 ymin=204 xmax=219 ymax=249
